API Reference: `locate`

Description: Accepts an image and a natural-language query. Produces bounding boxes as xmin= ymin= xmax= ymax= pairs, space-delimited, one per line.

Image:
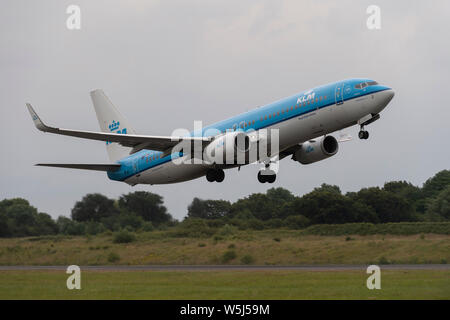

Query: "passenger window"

xmin=252 ymin=120 xmax=255 ymax=125
xmin=264 ymin=115 xmax=267 ymax=120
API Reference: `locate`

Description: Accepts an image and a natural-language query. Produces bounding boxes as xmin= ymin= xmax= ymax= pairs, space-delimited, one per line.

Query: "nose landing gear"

xmin=358 ymin=128 xmax=369 ymax=140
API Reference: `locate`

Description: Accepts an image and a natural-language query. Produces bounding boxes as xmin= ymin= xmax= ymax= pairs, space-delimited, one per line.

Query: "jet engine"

xmin=293 ymin=135 xmax=339 ymax=164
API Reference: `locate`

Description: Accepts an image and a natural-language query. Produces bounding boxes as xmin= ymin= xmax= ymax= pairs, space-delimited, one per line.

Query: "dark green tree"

xmin=350 ymin=187 xmax=414 ymax=222
xmin=422 ymin=170 xmax=450 ymax=198
xmin=288 ymin=190 xmax=357 ymax=224
xmin=118 ymin=191 xmax=171 ymax=225
xmin=71 ymin=193 xmax=118 ymax=222
xmin=426 ymin=185 xmax=450 ymax=220
xmin=187 ymin=198 xmax=231 ymax=219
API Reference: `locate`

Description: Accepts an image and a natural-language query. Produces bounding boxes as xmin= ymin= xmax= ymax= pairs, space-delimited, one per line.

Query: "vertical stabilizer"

xmin=90 ymin=90 xmax=136 ymax=162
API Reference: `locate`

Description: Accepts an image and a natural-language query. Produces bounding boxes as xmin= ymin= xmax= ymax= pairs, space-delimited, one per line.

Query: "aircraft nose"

xmin=386 ymin=89 xmax=395 ymax=100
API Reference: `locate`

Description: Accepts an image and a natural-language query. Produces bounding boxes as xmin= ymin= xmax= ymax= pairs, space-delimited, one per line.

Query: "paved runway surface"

xmin=0 ymin=265 xmax=448 ymax=271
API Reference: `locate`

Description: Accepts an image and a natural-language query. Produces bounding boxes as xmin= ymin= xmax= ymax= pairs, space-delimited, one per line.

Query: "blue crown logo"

xmin=109 ymin=120 xmax=120 ymax=132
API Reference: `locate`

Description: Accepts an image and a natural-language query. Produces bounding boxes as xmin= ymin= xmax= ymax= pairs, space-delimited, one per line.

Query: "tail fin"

xmin=90 ymin=90 xmax=136 ymax=162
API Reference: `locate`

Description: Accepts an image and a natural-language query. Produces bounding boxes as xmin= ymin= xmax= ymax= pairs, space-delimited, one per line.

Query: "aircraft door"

xmin=335 ymin=83 xmax=344 ymax=105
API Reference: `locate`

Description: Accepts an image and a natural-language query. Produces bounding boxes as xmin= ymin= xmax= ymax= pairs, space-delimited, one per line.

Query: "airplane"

xmin=26 ymin=78 xmax=394 ymax=185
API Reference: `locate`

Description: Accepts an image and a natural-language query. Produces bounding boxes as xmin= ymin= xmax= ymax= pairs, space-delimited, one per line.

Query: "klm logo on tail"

xmin=106 ymin=120 xmax=127 ymax=145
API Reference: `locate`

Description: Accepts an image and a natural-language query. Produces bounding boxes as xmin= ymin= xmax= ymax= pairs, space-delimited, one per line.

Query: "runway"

xmin=0 ymin=264 xmax=448 ymax=271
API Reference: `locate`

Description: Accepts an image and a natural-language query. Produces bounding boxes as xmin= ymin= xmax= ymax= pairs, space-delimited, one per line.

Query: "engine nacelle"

xmin=203 ymin=131 xmax=251 ymax=165
xmin=293 ymin=135 xmax=339 ymax=164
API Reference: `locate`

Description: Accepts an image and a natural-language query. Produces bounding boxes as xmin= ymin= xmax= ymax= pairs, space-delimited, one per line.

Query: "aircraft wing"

xmin=35 ymin=163 xmax=121 ymax=172
xmin=26 ymin=103 xmax=212 ymax=153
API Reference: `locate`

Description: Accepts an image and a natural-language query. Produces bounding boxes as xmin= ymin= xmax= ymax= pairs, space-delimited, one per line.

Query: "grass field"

xmin=0 ymin=269 xmax=448 ymax=299
xmin=0 ymin=230 xmax=449 ymax=265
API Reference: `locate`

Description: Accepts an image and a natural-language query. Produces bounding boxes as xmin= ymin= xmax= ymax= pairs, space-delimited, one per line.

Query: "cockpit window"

xmin=355 ymin=81 xmax=378 ymax=89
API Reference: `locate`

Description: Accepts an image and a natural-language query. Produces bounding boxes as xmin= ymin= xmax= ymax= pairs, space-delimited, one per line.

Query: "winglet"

xmin=26 ymin=103 xmax=49 ymax=132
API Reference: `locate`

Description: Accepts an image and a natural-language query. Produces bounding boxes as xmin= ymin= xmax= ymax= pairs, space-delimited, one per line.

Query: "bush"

xmin=301 ymin=222 xmax=450 ymax=236
xmin=113 ymin=230 xmax=136 ymax=243
xmin=171 ymin=218 xmax=216 ymax=238
xmin=107 ymin=252 xmax=120 ymax=263
xmin=141 ymin=222 xmax=154 ymax=232
xmin=221 ymin=250 xmax=237 ymax=263
xmin=241 ymin=254 xmax=255 ymax=265
xmin=218 ymin=224 xmax=237 ymax=236
xmin=284 ymin=215 xmax=310 ymax=229
xmin=264 ymin=218 xmax=284 ymax=229
xmin=378 ymin=256 xmax=390 ymax=265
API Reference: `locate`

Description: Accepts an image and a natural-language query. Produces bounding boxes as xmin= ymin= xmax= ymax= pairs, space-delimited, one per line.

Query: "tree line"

xmin=0 ymin=170 xmax=448 ymax=237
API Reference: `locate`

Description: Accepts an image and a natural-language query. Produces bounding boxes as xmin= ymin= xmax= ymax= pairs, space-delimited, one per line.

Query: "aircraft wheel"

xmin=206 ymin=170 xmax=216 ymax=182
xmin=216 ymin=169 xmax=225 ymax=182
xmin=257 ymin=171 xmax=266 ymax=183
xmin=359 ymin=130 xmax=369 ymax=140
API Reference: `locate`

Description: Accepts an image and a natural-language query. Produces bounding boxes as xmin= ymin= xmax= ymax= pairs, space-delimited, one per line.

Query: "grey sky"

xmin=1 ymin=0 xmax=449 ymax=220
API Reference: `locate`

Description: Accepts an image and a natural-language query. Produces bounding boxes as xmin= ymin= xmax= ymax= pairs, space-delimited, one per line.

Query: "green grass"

xmin=0 ymin=270 xmax=448 ymax=299
xmin=0 ymin=231 xmax=449 ymax=265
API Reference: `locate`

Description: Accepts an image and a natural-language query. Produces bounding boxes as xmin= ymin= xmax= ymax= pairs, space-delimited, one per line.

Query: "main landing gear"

xmin=206 ymin=169 xmax=225 ymax=183
xmin=257 ymin=169 xmax=276 ymax=183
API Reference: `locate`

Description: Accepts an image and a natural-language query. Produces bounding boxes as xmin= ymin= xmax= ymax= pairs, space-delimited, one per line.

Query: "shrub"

xmin=378 ymin=256 xmax=390 ymax=265
xmin=107 ymin=252 xmax=120 ymax=263
xmin=301 ymin=222 xmax=450 ymax=236
xmin=241 ymin=254 xmax=255 ymax=265
xmin=113 ymin=230 xmax=136 ymax=243
xmin=198 ymin=243 xmax=206 ymax=247
xmin=264 ymin=218 xmax=284 ymax=229
xmin=141 ymin=222 xmax=154 ymax=232
xmin=171 ymin=218 xmax=216 ymax=238
xmin=218 ymin=224 xmax=237 ymax=236
xmin=228 ymin=243 xmax=236 ymax=249
xmin=221 ymin=250 xmax=237 ymax=263
xmin=273 ymin=237 xmax=281 ymax=242
xmin=284 ymin=215 xmax=310 ymax=229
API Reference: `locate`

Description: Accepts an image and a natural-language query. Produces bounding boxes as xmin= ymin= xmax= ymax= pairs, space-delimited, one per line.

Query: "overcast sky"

xmin=1 ymin=0 xmax=449 ymax=220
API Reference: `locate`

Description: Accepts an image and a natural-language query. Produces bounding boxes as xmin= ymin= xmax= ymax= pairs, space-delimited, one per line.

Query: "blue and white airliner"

xmin=27 ymin=78 xmax=394 ymax=184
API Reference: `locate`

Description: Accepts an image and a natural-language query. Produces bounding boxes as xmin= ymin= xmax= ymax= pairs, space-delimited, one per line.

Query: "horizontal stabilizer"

xmin=35 ymin=163 xmax=121 ymax=172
